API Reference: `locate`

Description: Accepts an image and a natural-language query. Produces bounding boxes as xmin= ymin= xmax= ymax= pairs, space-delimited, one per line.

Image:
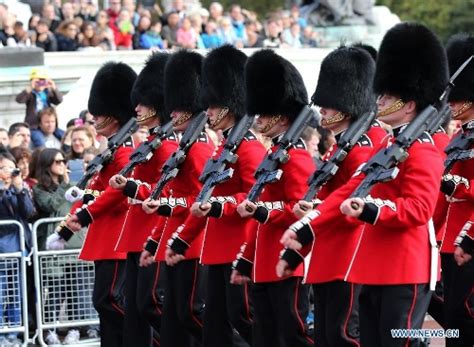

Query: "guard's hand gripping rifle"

xmin=302 ymin=109 xmax=377 ymax=202
xmin=65 ymin=118 xmax=138 ymax=202
xmin=195 ymin=114 xmax=255 ymax=206
xmin=117 ymin=121 xmax=174 ymax=177
xmin=350 ymin=55 xmax=474 ymax=206
xmin=443 ymin=128 xmax=474 ymax=174
xmin=149 ymin=111 xmax=208 ymax=200
xmin=246 ymin=105 xmax=319 ymax=203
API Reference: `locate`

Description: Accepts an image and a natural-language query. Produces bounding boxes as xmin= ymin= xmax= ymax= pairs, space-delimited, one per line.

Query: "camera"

xmin=11 ymin=168 xmax=21 ymax=177
xmin=36 ymin=79 xmax=48 ymax=87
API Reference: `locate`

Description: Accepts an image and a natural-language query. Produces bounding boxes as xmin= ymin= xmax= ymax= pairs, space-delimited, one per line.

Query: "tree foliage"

xmin=377 ymin=0 xmax=474 ymax=42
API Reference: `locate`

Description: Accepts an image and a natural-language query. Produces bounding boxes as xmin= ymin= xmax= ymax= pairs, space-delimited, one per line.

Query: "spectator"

xmin=176 ymin=17 xmax=196 ymax=48
xmin=15 ymin=68 xmax=63 ymax=128
xmin=281 ymin=22 xmax=302 ymax=48
xmin=262 ymin=18 xmax=281 ymax=48
xmin=209 ymin=1 xmax=223 ymax=22
xmin=189 ymin=13 xmax=205 ymax=48
xmin=217 ymin=16 xmax=239 ymax=46
xmin=0 ymin=149 xmax=35 ymax=346
xmin=41 ymin=3 xmax=60 ymax=33
xmin=199 ymin=7 xmax=210 ymax=29
xmin=0 ymin=129 xmax=8 ymax=147
xmin=78 ymin=21 xmax=102 ymax=49
xmin=132 ymin=125 xmax=149 ymax=144
xmin=95 ymin=10 xmax=115 ymax=50
xmin=106 ymin=0 xmax=121 ymax=28
xmin=168 ymin=0 xmax=186 ymax=20
xmin=280 ymin=10 xmax=293 ymax=31
xmin=301 ymin=25 xmax=318 ymax=47
xmin=9 ymin=147 xmax=35 ymax=189
xmin=12 ymin=21 xmax=31 ymax=46
xmin=139 ymin=20 xmax=165 ymax=49
xmin=229 ymin=4 xmax=247 ymax=45
xmin=114 ymin=9 xmax=134 ymax=49
xmin=77 ymin=0 xmax=98 ymax=22
xmin=0 ymin=3 xmax=8 ymax=30
xmin=28 ymin=147 xmax=43 ymax=184
xmin=8 ymin=123 xmax=31 ymax=150
xmin=1 ymin=13 xmax=16 ymax=46
xmin=201 ymin=21 xmax=222 ymax=48
xmin=27 ymin=13 xmax=41 ymax=36
xmin=161 ymin=11 xmax=180 ymax=48
xmin=122 ymin=0 xmax=140 ymax=26
xmin=317 ymin=126 xmax=336 ymax=157
xmin=68 ymin=126 xmax=95 ymax=160
xmin=31 ymin=108 xmax=65 ymax=149
xmin=132 ymin=15 xmax=151 ymax=49
xmin=244 ymin=19 xmax=263 ymax=48
xmin=60 ymin=2 xmax=76 ymax=21
xmin=301 ymin=126 xmax=320 ymax=159
xmin=55 ymin=20 xmax=80 ymax=51
xmin=33 ymin=19 xmax=58 ymax=52
xmin=290 ymin=4 xmax=306 ymax=28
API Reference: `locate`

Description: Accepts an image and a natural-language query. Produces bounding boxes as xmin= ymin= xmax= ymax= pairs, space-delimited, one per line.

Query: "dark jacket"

xmin=0 ymin=186 xmax=35 ymax=253
xmin=15 ymin=88 xmax=63 ymax=128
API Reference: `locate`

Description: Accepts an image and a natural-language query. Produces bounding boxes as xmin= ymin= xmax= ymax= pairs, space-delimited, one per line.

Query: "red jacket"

xmin=114 ymin=132 xmax=179 ymax=253
xmin=76 ymin=139 xmax=135 ymax=261
xmin=150 ymin=133 xmax=214 ymax=260
xmin=171 ymin=130 xmax=267 ymax=265
xmin=439 ymin=121 xmax=474 ymax=254
xmin=455 ymin=212 xmax=473 ymax=255
xmin=250 ymin=139 xmax=315 ymax=283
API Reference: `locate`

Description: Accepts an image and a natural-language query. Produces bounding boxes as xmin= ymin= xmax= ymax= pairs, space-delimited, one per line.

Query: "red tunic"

xmin=173 ymin=131 xmax=267 ymax=264
xmin=114 ymin=132 xmax=179 ymax=253
xmin=78 ymin=140 xmax=134 ymax=261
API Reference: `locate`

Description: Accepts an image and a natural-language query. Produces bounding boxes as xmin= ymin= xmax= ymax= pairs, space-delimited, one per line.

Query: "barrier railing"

xmin=32 ymin=217 xmax=99 ymax=346
xmin=0 ymin=220 xmax=29 ymax=347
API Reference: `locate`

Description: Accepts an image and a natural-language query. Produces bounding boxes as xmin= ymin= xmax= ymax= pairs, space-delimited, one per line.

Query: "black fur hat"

xmin=164 ymin=50 xmax=203 ymax=114
xmin=88 ymin=62 xmax=137 ymax=125
xmin=353 ymin=42 xmax=377 ymax=61
xmin=131 ymin=52 xmax=170 ymax=123
xmin=245 ymin=49 xmax=308 ymax=119
xmin=201 ymin=45 xmax=247 ymax=118
xmin=446 ymin=33 xmax=474 ymax=102
xmin=374 ymin=22 xmax=449 ymax=111
xmin=312 ymin=45 xmax=376 ymax=118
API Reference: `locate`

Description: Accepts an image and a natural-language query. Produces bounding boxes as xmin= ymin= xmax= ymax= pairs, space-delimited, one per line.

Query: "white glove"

xmin=46 ymin=233 xmax=66 ymax=250
xmin=65 ymin=186 xmax=84 ymax=203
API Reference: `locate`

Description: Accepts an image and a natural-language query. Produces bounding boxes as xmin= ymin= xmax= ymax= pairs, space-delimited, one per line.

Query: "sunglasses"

xmin=54 ymin=159 xmax=67 ymax=165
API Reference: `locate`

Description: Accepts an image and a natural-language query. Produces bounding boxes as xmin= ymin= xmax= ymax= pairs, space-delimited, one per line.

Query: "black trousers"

xmin=313 ymin=281 xmax=361 ymax=347
xmin=444 ymin=254 xmax=474 ymax=347
xmin=359 ymin=284 xmax=432 ymax=347
xmin=160 ymin=259 xmax=205 ymax=347
xmin=202 ymin=263 xmax=253 ymax=347
xmin=93 ymin=259 xmax=126 ymax=347
xmin=252 ymin=277 xmax=313 ymax=347
xmin=123 ymin=252 xmax=165 ymax=347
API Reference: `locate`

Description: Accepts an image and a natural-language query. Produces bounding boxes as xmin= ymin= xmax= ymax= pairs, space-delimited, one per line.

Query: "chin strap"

xmin=377 ymin=99 xmax=405 ymax=118
xmin=210 ymin=107 xmax=229 ymax=128
xmin=172 ymin=112 xmax=193 ymax=126
xmin=321 ymin=112 xmax=347 ymax=126
xmin=95 ymin=116 xmax=115 ymax=131
xmin=453 ymin=101 xmax=472 ymax=119
xmin=261 ymin=115 xmax=282 ymax=133
xmin=137 ymin=109 xmax=157 ymax=123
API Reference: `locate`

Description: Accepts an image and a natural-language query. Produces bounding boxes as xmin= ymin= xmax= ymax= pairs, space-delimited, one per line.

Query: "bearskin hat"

xmin=131 ymin=52 xmax=170 ymax=123
xmin=88 ymin=62 xmax=137 ymax=125
xmin=201 ymin=45 xmax=247 ymax=118
xmin=374 ymin=22 xmax=449 ymax=111
xmin=353 ymin=42 xmax=377 ymax=61
xmin=446 ymin=33 xmax=474 ymax=102
xmin=312 ymin=45 xmax=376 ymax=118
xmin=164 ymin=50 xmax=203 ymax=114
xmin=245 ymin=49 xmax=308 ymax=119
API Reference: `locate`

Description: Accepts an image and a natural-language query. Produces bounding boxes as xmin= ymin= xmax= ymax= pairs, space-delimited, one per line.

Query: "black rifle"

xmin=117 ymin=121 xmax=174 ymax=177
xmin=195 ymin=114 xmax=255 ymax=205
xmin=350 ymin=55 xmax=474 ymax=203
xmin=444 ymin=129 xmax=474 ymax=174
xmin=246 ymin=105 xmax=319 ymax=203
xmin=302 ymin=109 xmax=377 ymax=202
xmin=74 ymin=118 xmax=138 ymax=192
xmin=149 ymin=111 xmax=209 ymax=200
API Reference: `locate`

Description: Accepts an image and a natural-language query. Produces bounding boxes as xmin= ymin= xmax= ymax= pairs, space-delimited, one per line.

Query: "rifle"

xmin=65 ymin=118 xmax=138 ymax=201
xmin=246 ymin=105 xmax=319 ymax=203
xmin=350 ymin=55 xmax=474 ymax=205
xmin=443 ymin=129 xmax=474 ymax=174
xmin=149 ymin=111 xmax=208 ymax=200
xmin=195 ymin=114 xmax=255 ymax=205
xmin=117 ymin=121 xmax=174 ymax=177
xmin=302 ymin=109 xmax=376 ymax=202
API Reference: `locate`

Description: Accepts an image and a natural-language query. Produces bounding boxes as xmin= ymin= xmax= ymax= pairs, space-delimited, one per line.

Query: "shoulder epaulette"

xmin=416 ymin=132 xmax=435 ymax=145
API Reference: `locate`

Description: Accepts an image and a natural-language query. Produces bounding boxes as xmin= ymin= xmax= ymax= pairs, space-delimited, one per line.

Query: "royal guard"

xmin=166 ymin=45 xmax=267 ymax=347
xmin=438 ymin=33 xmax=474 ymax=347
xmin=454 ymin=214 xmax=474 ymax=265
xmin=277 ymin=45 xmax=387 ymax=346
xmin=57 ymin=62 xmax=137 ymax=347
xmin=139 ymin=49 xmax=214 ymax=347
xmin=233 ymin=49 xmax=315 ymax=347
xmin=105 ymin=53 xmax=178 ymax=347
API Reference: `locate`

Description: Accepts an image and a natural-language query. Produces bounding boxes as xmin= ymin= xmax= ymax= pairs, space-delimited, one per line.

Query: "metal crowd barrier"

xmin=32 ymin=217 xmax=99 ymax=346
xmin=0 ymin=220 xmax=29 ymax=347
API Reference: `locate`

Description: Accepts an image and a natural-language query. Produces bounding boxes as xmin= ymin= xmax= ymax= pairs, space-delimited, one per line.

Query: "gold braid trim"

xmin=261 ymin=115 xmax=282 ymax=133
xmin=95 ymin=116 xmax=115 ymax=130
xmin=137 ymin=109 xmax=157 ymax=123
xmin=210 ymin=107 xmax=229 ymax=128
xmin=321 ymin=112 xmax=347 ymax=126
xmin=377 ymin=99 xmax=405 ymax=118
xmin=172 ymin=112 xmax=193 ymax=126
xmin=453 ymin=101 xmax=473 ymax=119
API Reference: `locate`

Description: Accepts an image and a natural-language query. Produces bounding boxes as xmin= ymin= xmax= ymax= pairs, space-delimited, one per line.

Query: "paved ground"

xmin=423 ymin=316 xmax=446 ymax=347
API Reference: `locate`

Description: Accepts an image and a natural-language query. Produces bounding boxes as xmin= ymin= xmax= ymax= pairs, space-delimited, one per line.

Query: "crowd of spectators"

xmin=0 ymin=0 xmax=332 ymax=51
